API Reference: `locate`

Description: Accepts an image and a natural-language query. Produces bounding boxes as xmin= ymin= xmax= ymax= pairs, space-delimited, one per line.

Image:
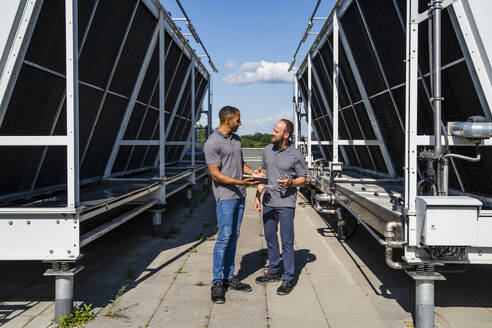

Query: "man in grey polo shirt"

xmin=204 ymin=105 xmax=261 ymax=304
xmin=254 ymin=119 xmax=306 ymax=295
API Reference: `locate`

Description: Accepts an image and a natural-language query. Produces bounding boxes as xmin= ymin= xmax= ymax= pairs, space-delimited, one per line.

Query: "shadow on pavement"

xmin=0 ymin=188 xmax=217 ymax=325
xmin=236 ymin=248 xmax=316 ymax=286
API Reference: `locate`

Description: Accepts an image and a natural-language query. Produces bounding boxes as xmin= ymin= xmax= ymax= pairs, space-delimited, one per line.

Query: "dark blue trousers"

xmin=263 ymin=206 xmax=295 ymax=281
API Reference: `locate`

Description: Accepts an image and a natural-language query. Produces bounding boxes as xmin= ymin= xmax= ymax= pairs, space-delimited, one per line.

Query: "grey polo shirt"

xmin=203 ymin=130 xmax=246 ymax=201
xmin=261 ymin=142 xmax=307 ymax=208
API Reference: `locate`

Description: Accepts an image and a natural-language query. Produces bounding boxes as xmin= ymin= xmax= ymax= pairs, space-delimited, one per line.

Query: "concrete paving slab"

xmin=269 ymin=317 xmax=329 ymax=328
xmin=2 ymin=188 xmax=492 ymax=328
xmin=208 ymin=317 xmax=268 ymax=328
xmin=147 ymin=299 xmax=211 ymax=328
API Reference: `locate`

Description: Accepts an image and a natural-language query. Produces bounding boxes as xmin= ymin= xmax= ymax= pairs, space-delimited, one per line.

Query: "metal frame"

xmin=65 ymin=0 xmax=79 ymax=208
xmin=175 ymin=74 xmax=208 ymax=163
xmin=0 ymin=5 xmax=213 ymax=322
xmin=165 ymin=63 xmax=192 ymax=139
xmin=317 ymin=43 xmax=365 ymax=167
xmin=337 ymin=15 xmax=396 ymax=177
xmin=80 ymin=0 xmax=140 ymax=167
xmin=332 ymin=8 xmax=340 ymax=163
xmin=0 ymin=0 xmax=213 ymax=213
xmin=311 ymin=60 xmax=349 ymax=163
xmin=103 ymin=18 xmax=161 ymax=178
xmin=299 ymin=68 xmax=334 ymax=160
xmin=0 ymin=0 xmax=44 ymax=127
xmin=158 ymin=9 xmax=166 ymax=187
xmin=404 ymin=0 xmax=420 ymax=215
xmin=294 ymin=1 xmax=397 ymax=176
xmin=0 ymin=0 xmax=213 ymax=203
xmin=307 ymin=54 xmax=313 ymax=168
xmin=293 ymin=76 xmax=299 ymax=148
xmin=295 ymin=2 xmax=492 ymax=326
xmin=31 ymin=0 xmax=100 ymax=193
xmin=449 ymin=1 xmax=492 ymax=120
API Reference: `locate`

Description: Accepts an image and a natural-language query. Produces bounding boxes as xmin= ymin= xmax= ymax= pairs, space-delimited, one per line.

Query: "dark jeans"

xmin=263 ymin=206 xmax=295 ymax=281
xmin=212 ymin=198 xmax=245 ymax=284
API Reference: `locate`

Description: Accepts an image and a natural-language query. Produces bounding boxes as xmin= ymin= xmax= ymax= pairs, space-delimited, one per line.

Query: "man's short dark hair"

xmin=219 ymin=106 xmax=240 ymax=123
xmin=280 ymin=119 xmax=294 ymax=139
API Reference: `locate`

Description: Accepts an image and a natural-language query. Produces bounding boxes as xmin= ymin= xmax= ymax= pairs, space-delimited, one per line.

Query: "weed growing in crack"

xmin=54 ymin=303 xmax=95 ymax=327
xmin=175 ymin=267 xmax=187 ymax=274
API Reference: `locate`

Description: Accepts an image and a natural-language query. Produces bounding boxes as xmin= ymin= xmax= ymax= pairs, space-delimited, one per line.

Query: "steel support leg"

xmin=44 ymin=263 xmax=84 ymax=323
xmin=416 ymin=279 xmax=435 ymax=328
xmin=407 ymin=268 xmax=445 ymax=328
xmin=185 ymin=187 xmax=193 ymax=207
xmin=55 ymin=275 xmax=74 ymax=321
xmin=150 ymin=207 xmax=166 ymax=237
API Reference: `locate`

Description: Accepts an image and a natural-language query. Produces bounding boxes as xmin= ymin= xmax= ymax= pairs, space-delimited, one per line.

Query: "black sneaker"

xmin=211 ymin=282 xmax=225 ymax=304
xmin=224 ymin=276 xmax=252 ymax=292
xmin=277 ymin=279 xmax=294 ymax=295
xmin=255 ymin=272 xmax=282 ymax=284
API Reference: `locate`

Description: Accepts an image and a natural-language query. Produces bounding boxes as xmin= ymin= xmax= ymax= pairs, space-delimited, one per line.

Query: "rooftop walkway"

xmin=1 ymin=187 xmax=492 ymax=327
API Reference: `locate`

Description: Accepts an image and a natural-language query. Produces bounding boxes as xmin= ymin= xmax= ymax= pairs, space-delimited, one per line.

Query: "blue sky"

xmin=160 ymin=0 xmax=335 ymax=135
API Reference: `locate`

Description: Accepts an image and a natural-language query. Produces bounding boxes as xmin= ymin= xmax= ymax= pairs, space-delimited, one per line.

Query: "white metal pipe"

xmin=404 ymin=0 xmax=420 ymax=212
xmin=432 ymin=0 xmax=443 ymax=160
xmin=158 ymin=9 xmax=166 ymax=204
xmin=207 ymin=78 xmax=212 ymax=137
xmin=332 ymin=9 xmax=339 ymax=163
xmin=294 ymin=76 xmax=299 ymax=148
xmin=450 ymin=122 xmax=492 ymax=138
xmin=307 ymin=54 xmax=313 ymax=168
xmin=0 ymin=136 xmax=68 ymax=146
xmin=191 ymin=64 xmax=196 ymax=184
xmin=65 ymin=0 xmax=80 ymax=208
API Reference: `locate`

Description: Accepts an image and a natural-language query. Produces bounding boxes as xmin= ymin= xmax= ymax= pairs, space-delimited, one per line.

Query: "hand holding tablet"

xmin=243 ymin=174 xmax=268 ymax=183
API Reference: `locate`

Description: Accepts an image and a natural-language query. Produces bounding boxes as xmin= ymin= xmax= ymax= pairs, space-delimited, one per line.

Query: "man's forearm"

xmin=211 ymin=171 xmax=243 ymax=186
xmin=243 ymin=162 xmax=254 ymax=175
xmin=290 ymin=177 xmax=306 ymax=188
xmin=256 ymin=184 xmax=265 ymax=198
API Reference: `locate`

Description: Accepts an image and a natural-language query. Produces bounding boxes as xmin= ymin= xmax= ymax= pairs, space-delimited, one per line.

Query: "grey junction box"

xmin=416 ymin=196 xmax=482 ymax=247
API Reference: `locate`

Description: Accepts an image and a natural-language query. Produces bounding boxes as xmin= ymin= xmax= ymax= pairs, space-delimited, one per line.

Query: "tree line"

xmin=196 ymin=125 xmax=274 ymax=148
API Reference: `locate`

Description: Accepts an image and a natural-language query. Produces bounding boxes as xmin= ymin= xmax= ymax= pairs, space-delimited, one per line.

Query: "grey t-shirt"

xmin=203 ymin=130 xmax=246 ymax=201
xmin=261 ymin=142 xmax=307 ymax=208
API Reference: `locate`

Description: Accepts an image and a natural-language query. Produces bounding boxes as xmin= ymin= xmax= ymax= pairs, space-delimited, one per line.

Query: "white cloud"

xmin=199 ymin=111 xmax=293 ymax=134
xmin=224 ymin=59 xmax=236 ymax=69
xmin=223 ymin=61 xmax=293 ymax=85
xmin=245 ymin=110 xmax=293 ymax=127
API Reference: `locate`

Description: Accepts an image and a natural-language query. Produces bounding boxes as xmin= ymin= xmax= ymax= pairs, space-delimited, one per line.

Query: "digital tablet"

xmin=243 ymin=174 xmax=268 ymax=183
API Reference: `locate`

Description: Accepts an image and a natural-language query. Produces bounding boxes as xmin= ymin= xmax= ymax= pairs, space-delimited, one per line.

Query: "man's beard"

xmin=272 ymin=136 xmax=283 ymax=146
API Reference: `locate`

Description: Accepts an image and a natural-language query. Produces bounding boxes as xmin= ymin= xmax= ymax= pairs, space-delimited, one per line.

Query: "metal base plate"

xmin=406 ymin=270 xmax=446 ymax=281
xmin=44 ymin=265 xmax=85 ymax=277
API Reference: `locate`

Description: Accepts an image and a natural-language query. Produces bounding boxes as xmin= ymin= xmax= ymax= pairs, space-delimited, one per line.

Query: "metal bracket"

xmin=406 ymin=270 xmax=446 ymax=281
xmin=414 ymin=0 xmax=459 ymax=24
xmin=44 ymin=264 xmax=85 ymax=277
xmin=330 ymin=162 xmax=343 ymax=172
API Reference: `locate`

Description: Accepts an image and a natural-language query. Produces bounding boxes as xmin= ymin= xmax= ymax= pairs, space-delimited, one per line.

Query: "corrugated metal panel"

xmin=0 ymin=0 xmax=209 ymax=198
xmin=297 ymin=0 xmax=492 ymax=195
